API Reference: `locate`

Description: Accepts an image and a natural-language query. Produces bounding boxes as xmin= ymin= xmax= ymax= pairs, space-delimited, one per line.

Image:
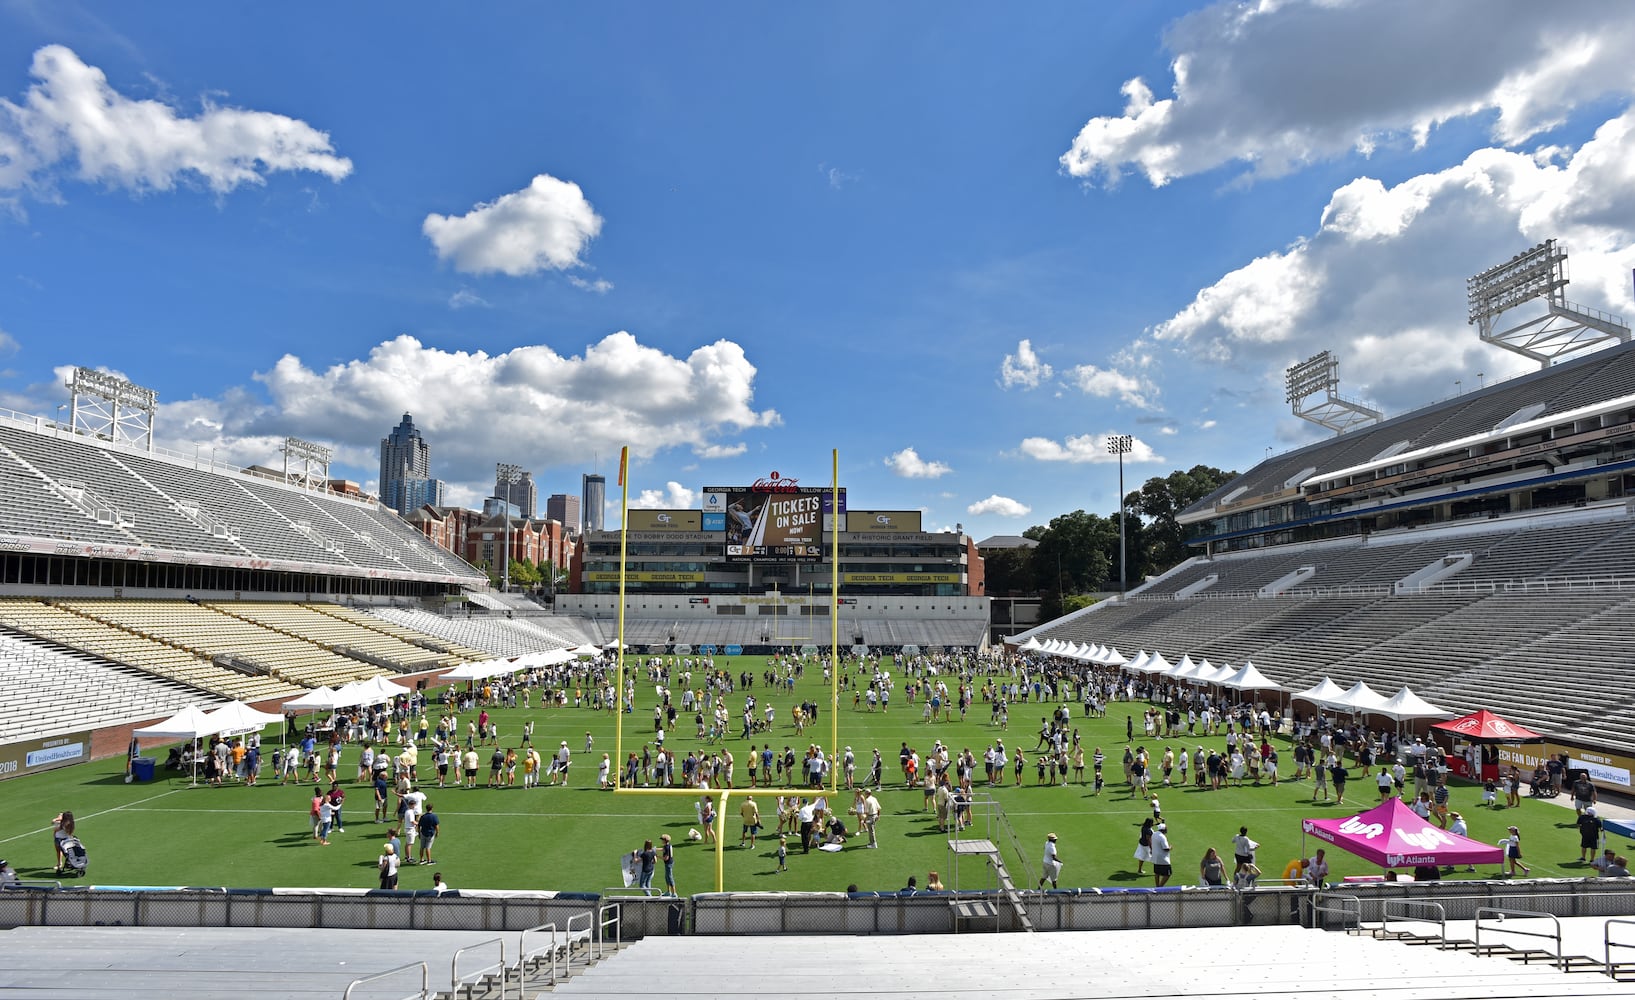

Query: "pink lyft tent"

xmin=1301 ymin=798 xmax=1503 ymax=869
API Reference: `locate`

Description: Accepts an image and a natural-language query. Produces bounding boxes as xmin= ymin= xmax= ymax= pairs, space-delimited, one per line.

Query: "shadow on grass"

xmin=1104 ymin=870 xmax=1148 ymax=882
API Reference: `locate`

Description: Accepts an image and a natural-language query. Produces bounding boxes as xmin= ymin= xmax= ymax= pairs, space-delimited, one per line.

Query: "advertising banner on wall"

xmin=1497 ymin=742 xmax=1635 ymax=791
xmin=841 ymin=572 xmax=960 ymax=584
xmin=0 ymin=730 xmax=91 ymax=781
xmin=623 ymin=510 xmax=702 ymax=531
xmin=847 ymin=511 xmax=923 ymax=533
xmin=585 ymin=571 xmax=706 ymax=583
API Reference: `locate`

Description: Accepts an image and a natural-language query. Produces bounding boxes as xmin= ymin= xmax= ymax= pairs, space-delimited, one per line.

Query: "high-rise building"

xmin=546 ymin=493 xmax=581 ymax=533
xmin=380 ymin=413 xmax=442 ymax=516
xmin=581 ymin=473 xmax=606 ymax=533
xmin=494 ymin=469 xmax=537 ymax=519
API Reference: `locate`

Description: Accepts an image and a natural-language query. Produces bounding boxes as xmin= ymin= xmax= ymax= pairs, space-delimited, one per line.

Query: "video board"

xmin=702 ymin=475 xmax=844 ymax=562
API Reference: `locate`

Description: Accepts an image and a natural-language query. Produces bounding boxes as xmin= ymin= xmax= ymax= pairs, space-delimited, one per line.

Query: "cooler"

xmin=131 ymin=756 xmax=156 ymax=782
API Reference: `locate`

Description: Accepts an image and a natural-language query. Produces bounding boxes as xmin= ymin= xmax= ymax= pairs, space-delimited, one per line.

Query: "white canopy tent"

xmin=1017 ymin=636 xmax=1042 ymax=652
xmin=1101 ymin=646 xmax=1128 ymax=666
xmin=1291 ymin=676 xmax=1349 ymax=708
xmin=282 ymin=686 xmax=343 ymax=712
xmin=1333 ymin=680 xmax=1389 ymax=715
xmin=1122 ymin=650 xmax=1151 ymax=673
xmin=1140 ymin=652 xmax=1174 ymax=676
xmin=1166 ymin=654 xmax=1199 ymax=680
xmin=133 ymin=704 xmax=219 ymax=786
xmin=201 ymin=701 xmax=284 ymax=739
xmin=1376 ymin=685 xmax=1454 ymax=722
xmin=1221 ymin=660 xmax=1283 ymax=691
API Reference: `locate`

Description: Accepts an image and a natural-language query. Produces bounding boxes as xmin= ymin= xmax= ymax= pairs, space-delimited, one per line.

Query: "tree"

xmin=982 ymin=545 xmax=1035 ymax=597
xmin=1126 ymin=464 xmax=1236 ymax=576
xmin=1030 ymin=509 xmax=1115 ymax=619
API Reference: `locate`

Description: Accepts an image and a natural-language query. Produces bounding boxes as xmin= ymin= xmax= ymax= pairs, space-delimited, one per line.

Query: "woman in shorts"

xmin=1134 ymin=817 xmax=1154 ymax=876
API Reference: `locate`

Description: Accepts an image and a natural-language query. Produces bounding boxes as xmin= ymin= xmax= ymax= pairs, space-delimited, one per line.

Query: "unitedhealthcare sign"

xmin=0 ymin=731 xmax=90 ymax=780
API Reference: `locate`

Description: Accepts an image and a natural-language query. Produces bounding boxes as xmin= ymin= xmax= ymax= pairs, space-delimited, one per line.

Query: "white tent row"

xmin=132 ymin=701 xmax=284 ymax=786
xmin=282 ymin=675 xmax=415 ymax=713
xmin=1290 ymin=675 xmax=1454 ymax=721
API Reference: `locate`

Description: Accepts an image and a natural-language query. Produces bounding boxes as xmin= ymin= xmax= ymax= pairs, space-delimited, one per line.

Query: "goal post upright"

xmin=607 ymin=447 xmax=845 ymax=891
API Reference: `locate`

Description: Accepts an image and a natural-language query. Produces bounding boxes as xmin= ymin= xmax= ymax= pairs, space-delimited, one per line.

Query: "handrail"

xmin=517 ymin=920 xmax=558 ymax=984
xmin=1307 ymin=891 xmax=1361 ymax=931
xmin=597 ymin=900 xmax=621 ymax=959
xmin=342 ymin=960 xmax=429 ymax=1000
xmin=1475 ymin=906 xmax=1563 ymax=969
xmin=450 ymin=937 xmax=506 ymax=1000
xmin=1605 ymin=918 xmax=1635 ymax=979
xmin=1382 ymin=898 xmax=1448 ymax=948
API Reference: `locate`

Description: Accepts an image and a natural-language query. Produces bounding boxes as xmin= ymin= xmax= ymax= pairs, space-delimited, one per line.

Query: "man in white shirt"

xmin=1151 ymin=822 xmax=1173 ymax=886
xmin=1039 ymin=833 xmax=1062 ymax=888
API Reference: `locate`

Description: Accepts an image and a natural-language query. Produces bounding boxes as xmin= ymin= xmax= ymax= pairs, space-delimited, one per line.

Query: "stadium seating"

xmin=0 ymin=420 xmax=486 ymax=584
xmin=0 ymin=630 xmax=216 ymax=742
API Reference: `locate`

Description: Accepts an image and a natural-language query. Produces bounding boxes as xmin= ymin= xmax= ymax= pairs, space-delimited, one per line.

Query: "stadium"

xmin=8 ymin=261 xmax=1635 ymax=994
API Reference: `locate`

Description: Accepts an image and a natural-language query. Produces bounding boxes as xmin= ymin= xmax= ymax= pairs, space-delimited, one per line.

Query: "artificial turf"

xmin=0 ymin=662 xmax=1617 ymax=895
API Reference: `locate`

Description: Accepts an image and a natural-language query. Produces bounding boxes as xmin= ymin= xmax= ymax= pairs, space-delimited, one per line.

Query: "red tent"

xmin=1430 ymin=709 xmax=1542 ymax=742
xmin=1302 ymin=798 xmax=1503 ymax=869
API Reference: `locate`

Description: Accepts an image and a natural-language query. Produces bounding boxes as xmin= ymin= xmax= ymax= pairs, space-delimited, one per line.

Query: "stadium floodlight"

xmin=1108 ymin=434 xmax=1133 ymax=598
xmin=282 ymin=436 xmax=333 ymax=490
xmin=496 ymin=462 xmax=523 ymax=594
xmin=66 ymin=366 xmax=159 ymax=451
xmin=1467 ymin=238 xmax=1629 ymax=367
xmin=1283 ymin=350 xmax=1382 ymax=436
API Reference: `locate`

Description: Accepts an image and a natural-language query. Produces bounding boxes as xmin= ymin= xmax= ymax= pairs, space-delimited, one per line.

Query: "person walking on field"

xmin=739 ymin=795 xmax=762 ymax=848
xmin=1039 ymin=833 xmax=1063 ymax=889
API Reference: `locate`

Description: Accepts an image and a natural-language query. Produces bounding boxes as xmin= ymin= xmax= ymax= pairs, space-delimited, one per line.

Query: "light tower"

xmin=1467 ymin=239 xmax=1629 ymax=368
xmin=1284 ymin=351 xmax=1382 ymax=435
xmin=282 ymin=436 xmax=333 ymax=491
xmin=496 ymin=462 xmax=523 ymax=593
xmin=1108 ymin=433 xmax=1133 ymax=597
xmin=66 ymin=367 xmax=158 ymax=450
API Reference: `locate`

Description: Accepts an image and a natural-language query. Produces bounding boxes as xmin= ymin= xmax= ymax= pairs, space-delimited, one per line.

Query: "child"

xmin=1482 ymin=776 xmax=1498 ymax=808
xmin=776 ymin=836 xmax=789 ymax=873
xmin=1150 ymin=795 xmax=1162 ymax=820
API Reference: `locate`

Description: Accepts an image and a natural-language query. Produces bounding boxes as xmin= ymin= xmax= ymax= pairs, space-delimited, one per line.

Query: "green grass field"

xmin=0 ymin=665 xmax=1614 ymax=895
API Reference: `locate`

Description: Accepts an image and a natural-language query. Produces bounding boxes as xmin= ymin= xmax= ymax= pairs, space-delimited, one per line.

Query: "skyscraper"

xmin=494 ymin=469 xmax=537 ymax=519
xmin=546 ymin=493 xmax=581 ymax=533
xmin=380 ymin=413 xmax=443 ymax=517
xmin=582 ymin=473 xmax=606 ymax=533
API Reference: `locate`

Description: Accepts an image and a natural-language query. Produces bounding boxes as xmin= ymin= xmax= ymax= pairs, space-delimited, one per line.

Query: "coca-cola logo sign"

xmin=750 ymin=471 xmax=801 ymax=493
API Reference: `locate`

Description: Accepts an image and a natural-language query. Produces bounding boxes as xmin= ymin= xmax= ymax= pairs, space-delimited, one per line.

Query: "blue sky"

xmin=2 ymin=1 xmax=1634 ymax=536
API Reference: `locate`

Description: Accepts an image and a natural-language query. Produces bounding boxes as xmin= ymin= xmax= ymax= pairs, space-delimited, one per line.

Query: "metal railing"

xmin=449 ymin=937 xmax=506 ymax=1000
xmin=1381 ymin=898 xmax=1448 ymax=948
xmin=517 ymin=921 xmax=564 ymax=987
xmin=1306 ymin=892 xmax=1361 ymax=931
xmin=1605 ymin=918 xmax=1635 ymax=979
xmin=593 ymin=903 xmax=619 ymax=958
xmin=342 ymin=960 xmax=429 ymax=1000
xmin=1475 ymin=906 xmax=1563 ymax=969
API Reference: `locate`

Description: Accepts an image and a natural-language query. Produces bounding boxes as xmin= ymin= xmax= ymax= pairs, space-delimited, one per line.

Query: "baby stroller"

xmin=58 ymin=836 xmax=88 ymax=878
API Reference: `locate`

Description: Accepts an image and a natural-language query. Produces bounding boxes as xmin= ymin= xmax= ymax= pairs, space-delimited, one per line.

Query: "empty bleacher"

xmin=0 ymin=630 xmax=216 ymax=742
xmin=1029 ymin=506 xmax=1635 ymax=753
xmin=0 ymin=598 xmax=301 ymax=702
xmin=0 ymin=419 xmax=486 ymax=584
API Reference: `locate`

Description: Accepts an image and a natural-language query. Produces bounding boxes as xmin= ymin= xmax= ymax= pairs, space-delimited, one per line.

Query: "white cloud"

xmin=447 ymin=288 xmax=490 ymax=310
xmin=567 ymin=275 xmax=614 ymax=294
xmin=999 ymin=338 xmax=1053 ymax=389
xmin=967 ymin=495 xmax=1031 ymax=518
xmin=166 ymin=331 xmax=781 ymax=495
xmin=1145 ymin=107 xmax=1635 ymax=414
xmin=1198 ymin=419 xmax=1217 ymax=431
xmin=1060 ymin=1 xmax=1635 ymax=186
xmin=694 ymin=442 xmax=746 ymax=460
xmin=820 ymin=163 xmax=858 ymax=189
xmin=884 ymin=446 xmax=952 ymax=479
xmin=632 ymin=481 xmax=697 ymax=509
xmin=422 ymin=173 xmax=603 ymax=277
xmin=1158 ymin=426 xmax=1178 ymax=436
xmin=0 ymin=45 xmax=351 ymax=196
xmin=1065 ymin=362 xmax=1159 ymax=409
xmin=1018 ymin=433 xmax=1162 ymax=465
